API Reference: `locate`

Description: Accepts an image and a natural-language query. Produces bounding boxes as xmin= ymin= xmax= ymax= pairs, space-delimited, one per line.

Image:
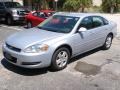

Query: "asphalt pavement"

xmin=0 ymin=23 xmax=120 ymax=90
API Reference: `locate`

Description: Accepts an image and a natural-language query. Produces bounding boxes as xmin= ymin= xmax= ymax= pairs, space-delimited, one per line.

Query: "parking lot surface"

xmin=0 ymin=22 xmax=120 ymax=90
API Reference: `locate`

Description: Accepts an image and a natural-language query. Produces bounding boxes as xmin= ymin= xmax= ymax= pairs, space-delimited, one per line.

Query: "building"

xmin=93 ymin=0 xmax=102 ymax=6
xmin=13 ymin=0 xmax=23 ymax=5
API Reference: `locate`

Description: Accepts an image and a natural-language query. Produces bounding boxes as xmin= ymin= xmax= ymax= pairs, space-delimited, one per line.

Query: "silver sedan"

xmin=2 ymin=12 xmax=117 ymax=70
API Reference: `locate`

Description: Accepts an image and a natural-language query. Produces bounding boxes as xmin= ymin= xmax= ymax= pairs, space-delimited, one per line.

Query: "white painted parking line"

xmin=1 ymin=25 xmax=23 ymax=31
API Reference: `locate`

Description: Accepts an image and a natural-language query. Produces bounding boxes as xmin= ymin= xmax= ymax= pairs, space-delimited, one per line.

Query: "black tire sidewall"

xmin=27 ymin=21 xmax=32 ymax=28
xmin=6 ymin=17 xmax=13 ymax=25
xmin=102 ymin=34 xmax=113 ymax=50
xmin=51 ymin=47 xmax=70 ymax=70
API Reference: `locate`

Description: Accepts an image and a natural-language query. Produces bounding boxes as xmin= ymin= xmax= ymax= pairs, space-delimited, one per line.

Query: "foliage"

xmin=57 ymin=0 xmax=66 ymax=10
xmin=33 ymin=0 xmax=49 ymax=10
xmin=101 ymin=0 xmax=120 ymax=13
xmin=48 ymin=0 xmax=66 ymax=10
xmin=63 ymin=0 xmax=92 ymax=12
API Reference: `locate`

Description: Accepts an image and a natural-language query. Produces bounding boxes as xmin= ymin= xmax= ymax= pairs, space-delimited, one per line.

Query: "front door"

xmin=71 ymin=16 xmax=94 ymax=55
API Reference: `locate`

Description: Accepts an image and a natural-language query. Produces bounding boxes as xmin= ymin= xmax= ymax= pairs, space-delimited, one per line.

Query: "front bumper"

xmin=13 ymin=15 xmax=25 ymax=21
xmin=2 ymin=44 xmax=52 ymax=69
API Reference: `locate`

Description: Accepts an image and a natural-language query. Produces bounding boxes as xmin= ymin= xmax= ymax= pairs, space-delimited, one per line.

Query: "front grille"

xmin=6 ymin=43 xmax=21 ymax=52
xmin=18 ymin=10 xmax=29 ymax=16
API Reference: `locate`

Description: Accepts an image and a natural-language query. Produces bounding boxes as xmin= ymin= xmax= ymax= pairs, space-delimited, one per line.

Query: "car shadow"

xmin=0 ymin=21 xmax=27 ymax=28
xmin=1 ymin=59 xmax=48 ymax=76
xmin=69 ymin=47 xmax=101 ymax=64
xmin=1 ymin=47 xmax=102 ymax=76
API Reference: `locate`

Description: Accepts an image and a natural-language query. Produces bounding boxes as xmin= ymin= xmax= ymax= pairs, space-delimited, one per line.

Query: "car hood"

xmin=6 ymin=28 xmax=64 ymax=49
xmin=10 ymin=7 xmax=30 ymax=12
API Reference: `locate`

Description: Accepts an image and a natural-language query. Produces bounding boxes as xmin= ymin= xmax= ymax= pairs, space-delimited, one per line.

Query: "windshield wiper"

xmin=36 ymin=26 xmax=45 ymax=30
xmin=36 ymin=26 xmax=65 ymax=33
xmin=36 ymin=26 xmax=50 ymax=31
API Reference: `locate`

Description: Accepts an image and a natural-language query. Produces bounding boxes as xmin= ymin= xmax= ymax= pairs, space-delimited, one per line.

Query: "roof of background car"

xmin=54 ymin=12 xmax=103 ymax=18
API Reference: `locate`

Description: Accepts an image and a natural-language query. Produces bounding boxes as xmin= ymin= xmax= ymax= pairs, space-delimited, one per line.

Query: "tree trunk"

xmin=81 ymin=7 xmax=84 ymax=12
xmin=110 ymin=6 xmax=114 ymax=13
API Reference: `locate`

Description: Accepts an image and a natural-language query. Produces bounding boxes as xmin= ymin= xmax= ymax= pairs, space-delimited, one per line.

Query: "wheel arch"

xmin=108 ymin=32 xmax=113 ymax=39
xmin=54 ymin=44 xmax=72 ymax=57
xmin=5 ymin=13 xmax=12 ymax=18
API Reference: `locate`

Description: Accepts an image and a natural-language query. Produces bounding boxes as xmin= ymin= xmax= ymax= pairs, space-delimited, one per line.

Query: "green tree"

xmin=33 ymin=0 xmax=49 ymax=10
xmin=80 ymin=0 xmax=92 ymax=12
xmin=63 ymin=0 xmax=92 ymax=12
xmin=48 ymin=0 xmax=66 ymax=10
xmin=102 ymin=0 xmax=120 ymax=13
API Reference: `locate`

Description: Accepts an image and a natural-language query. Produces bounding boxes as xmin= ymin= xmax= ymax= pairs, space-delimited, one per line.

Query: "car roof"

xmin=55 ymin=12 xmax=103 ymax=18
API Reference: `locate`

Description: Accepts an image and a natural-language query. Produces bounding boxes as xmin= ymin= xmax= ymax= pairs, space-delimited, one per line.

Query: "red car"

xmin=25 ymin=10 xmax=55 ymax=28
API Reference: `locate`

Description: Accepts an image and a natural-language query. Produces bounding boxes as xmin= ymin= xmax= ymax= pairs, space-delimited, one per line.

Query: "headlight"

xmin=12 ymin=10 xmax=18 ymax=15
xmin=24 ymin=44 xmax=49 ymax=53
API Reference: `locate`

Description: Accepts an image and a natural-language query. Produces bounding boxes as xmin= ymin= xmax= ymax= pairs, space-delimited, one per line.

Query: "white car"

xmin=3 ymin=12 xmax=117 ymax=70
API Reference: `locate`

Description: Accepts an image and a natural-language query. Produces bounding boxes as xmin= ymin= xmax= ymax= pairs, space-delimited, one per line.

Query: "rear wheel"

xmin=102 ymin=34 xmax=113 ymax=50
xmin=51 ymin=47 xmax=70 ymax=70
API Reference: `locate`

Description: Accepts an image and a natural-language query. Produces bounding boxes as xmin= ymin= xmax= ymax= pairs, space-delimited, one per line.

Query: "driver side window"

xmin=78 ymin=17 xmax=93 ymax=30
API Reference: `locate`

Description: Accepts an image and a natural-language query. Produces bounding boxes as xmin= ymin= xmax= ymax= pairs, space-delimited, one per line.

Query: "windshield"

xmin=37 ymin=15 xmax=79 ymax=33
xmin=5 ymin=2 xmax=22 ymax=8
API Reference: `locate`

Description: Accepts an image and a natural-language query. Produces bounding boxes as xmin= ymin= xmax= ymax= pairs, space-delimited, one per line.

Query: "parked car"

xmin=2 ymin=12 xmax=117 ymax=70
xmin=0 ymin=1 xmax=30 ymax=25
xmin=25 ymin=10 xmax=55 ymax=28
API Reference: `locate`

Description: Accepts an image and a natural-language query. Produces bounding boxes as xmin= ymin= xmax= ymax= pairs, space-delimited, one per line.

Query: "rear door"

xmin=72 ymin=16 xmax=108 ymax=55
xmin=90 ymin=16 xmax=108 ymax=47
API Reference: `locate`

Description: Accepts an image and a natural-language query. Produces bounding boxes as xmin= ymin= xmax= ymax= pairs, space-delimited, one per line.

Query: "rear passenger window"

xmin=92 ymin=16 xmax=104 ymax=28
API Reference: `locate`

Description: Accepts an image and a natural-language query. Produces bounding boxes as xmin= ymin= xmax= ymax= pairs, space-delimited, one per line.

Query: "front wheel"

xmin=51 ymin=47 xmax=70 ymax=70
xmin=6 ymin=17 xmax=13 ymax=25
xmin=27 ymin=21 xmax=32 ymax=28
xmin=102 ymin=34 xmax=113 ymax=50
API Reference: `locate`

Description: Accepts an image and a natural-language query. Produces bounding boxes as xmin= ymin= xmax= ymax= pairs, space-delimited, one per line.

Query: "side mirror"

xmin=78 ymin=27 xmax=87 ymax=32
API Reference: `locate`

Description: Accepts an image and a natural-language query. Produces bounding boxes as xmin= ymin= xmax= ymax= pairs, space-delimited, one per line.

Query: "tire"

xmin=102 ymin=34 xmax=113 ymax=50
xmin=27 ymin=21 xmax=32 ymax=28
xmin=6 ymin=16 xmax=13 ymax=25
xmin=51 ymin=47 xmax=70 ymax=70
